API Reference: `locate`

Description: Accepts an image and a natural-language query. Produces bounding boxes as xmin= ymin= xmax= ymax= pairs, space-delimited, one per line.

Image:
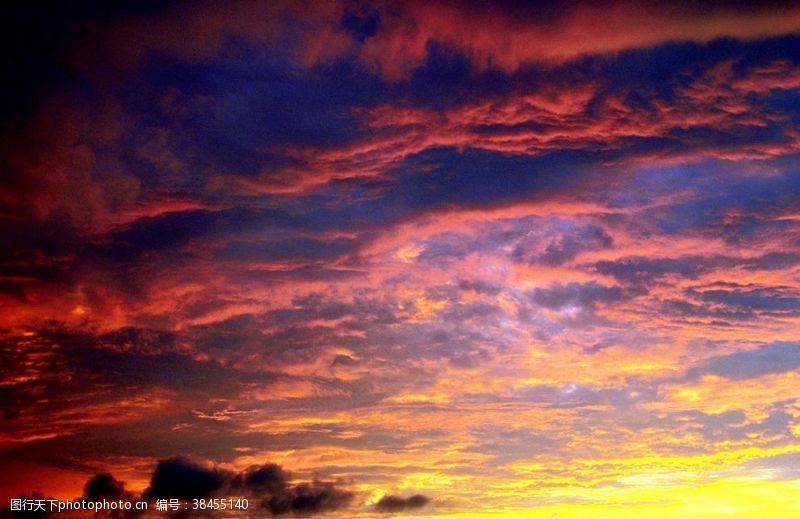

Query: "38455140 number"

xmin=191 ymin=498 xmax=249 ymax=510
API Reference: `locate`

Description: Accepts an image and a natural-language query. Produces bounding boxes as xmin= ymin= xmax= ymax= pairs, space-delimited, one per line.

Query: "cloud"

xmin=224 ymin=462 xmax=354 ymax=515
xmin=1 ymin=461 xmax=356 ymax=517
xmin=689 ymin=286 xmax=800 ymax=314
xmin=232 ymin=463 xmax=288 ymax=496
xmin=688 ymin=342 xmax=800 ymax=381
xmin=83 ymin=473 xmax=138 ymax=518
xmin=142 ymin=458 xmax=354 ymax=515
xmin=22 ymin=0 xmax=798 ymax=91
xmin=144 ymin=457 xmax=229 ymax=500
xmin=267 ymin=481 xmax=354 ymax=516
xmin=595 ymin=256 xmax=730 ymax=286
xmin=531 ymin=282 xmax=630 ymax=310
xmin=4 ymin=0 xmax=800 ymax=514
xmin=374 ymin=494 xmax=430 ymax=513
xmin=513 ymin=223 xmax=613 ymax=266
xmin=83 ymin=473 xmax=127 ymax=501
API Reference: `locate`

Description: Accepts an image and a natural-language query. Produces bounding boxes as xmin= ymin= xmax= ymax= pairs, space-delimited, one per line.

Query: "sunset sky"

xmin=2 ymin=1 xmax=800 ymax=517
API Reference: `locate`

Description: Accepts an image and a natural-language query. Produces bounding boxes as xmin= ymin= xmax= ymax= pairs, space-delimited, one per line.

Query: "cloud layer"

xmin=2 ymin=1 xmax=800 ymax=517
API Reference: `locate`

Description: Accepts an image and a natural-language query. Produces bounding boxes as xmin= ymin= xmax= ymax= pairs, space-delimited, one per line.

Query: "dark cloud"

xmin=458 ymin=280 xmax=503 ymax=296
xmin=83 ymin=473 xmax=127 ymax=501
xmin=689 ymin=286 xmax=800 ymax=314
xmin=341 ymin=3 xmax=381 ymax=42
xmin=113 ymin=459 xmax=356 ymax=516
xmin=232 ymin=463 xmax=288 ymax=497
xmin=743 ymin=252 xmax=800 ymax=271
xmin=596 ymin=252 xmax=800 ymax=289
xmin=374 ymin=494 xmax=430 ymax=513
xmin=595 ymin=256 xmax=719 ymax=286
xmin=266 ymin=481 xmax=354 ymax=516
xmin=384 ymin=147 xmax=589 ymax=213
xmin=144 ymin=457 xmax=228 ymax=500
xmin=531 ymin=282 xmax=630 ymax=310
xmin=83 ymin=473 xmax=138 ymax=518
xmin=663 ymin=284 xmax=800 ymax=323
xmin=514 ymin=224 xmax=613 ymax=266
xmin=2 ymin=460 xmax=356 ymax=517
xmin=232 ymin=463 xmax=354 ymax=516
xmin=660 ymin=299 xmax=755 ymax=322
xmin=216 ymin=236 xmax=362 ymax=263
xmin=403 ymin=41 xmax=513 ymax=110
xmin=688 ymin=342 xmax=800 ymax=381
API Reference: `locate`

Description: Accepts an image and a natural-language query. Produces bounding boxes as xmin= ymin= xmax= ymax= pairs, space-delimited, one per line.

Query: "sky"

xmin=2 ymin=0 xmax=800 ymax=517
